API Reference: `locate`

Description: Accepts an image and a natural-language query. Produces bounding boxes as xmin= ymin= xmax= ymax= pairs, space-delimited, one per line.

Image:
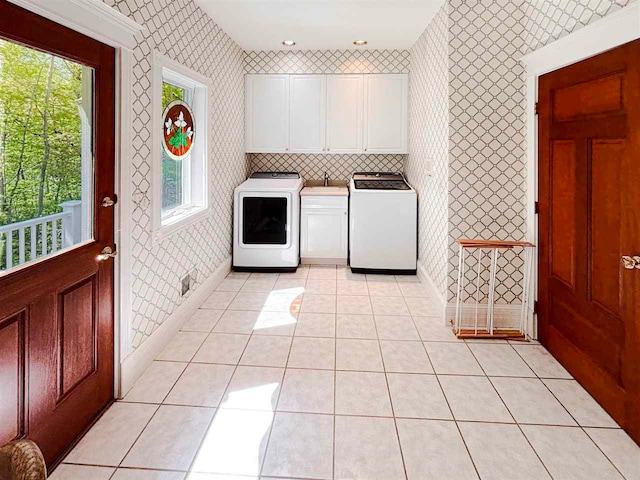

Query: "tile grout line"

xmin=107 ymin=284 xmax=243 ymax=475
xmin=413 ymin=314 xmax=483 ymax=480
xmin=370 ymin=285 xmax=410 ymax=480
xmin=257 ymin=270 xmax=306 ymax=478
xmin=333 ymin=282 xmax=338 ymax=480
xmin=509 ymin=343 xmax=628 ymax=480
xmin=78 ymin=402 xmax=624 ymax=427
xmin=68 ymin=270 xmax=632 ymax=480
xmin=465 ymin=341 xmax=555 ymax=480
xmin=102 ymin=278 xmax=253 ymax=479
xmin=184 ymin=274 xmax=258 ymax=477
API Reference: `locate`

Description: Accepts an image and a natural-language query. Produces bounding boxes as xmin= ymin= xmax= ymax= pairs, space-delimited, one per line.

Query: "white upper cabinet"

xmin=289 ymin=75 xmax=326 ymax=153
xmin=244 ymin=73 xmax=408 ymax=154
xmin=245 ymin=74 xmax=290 ymax=153
xmin=363 ymin=74 xmax=408 ymax=154
xmin=326 ymin=75 xmax=363 ymax=154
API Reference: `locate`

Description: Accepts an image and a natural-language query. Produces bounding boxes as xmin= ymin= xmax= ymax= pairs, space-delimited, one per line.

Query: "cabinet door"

xmin=245 ymin=74 xmax=289 ymax=153
xmin=326 ymin=75 xmax=363 ymax=154
xmin=364 ymin=74 xmax=408 ymax=154
xmin=301 ymin=208 xmax=348 ymax=259
xmin=290 ymin=75 xmax=326 ymax=153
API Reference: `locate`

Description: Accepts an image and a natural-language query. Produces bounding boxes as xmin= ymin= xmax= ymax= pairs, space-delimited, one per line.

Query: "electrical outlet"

xmin=425 ymin=158 xmax=434 ymax=176
xmin=181 ymin=274 xmax=190 ymax=297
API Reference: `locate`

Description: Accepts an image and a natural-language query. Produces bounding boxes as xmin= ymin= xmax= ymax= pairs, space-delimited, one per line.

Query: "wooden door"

xmin=538 ymin=39 xmax=640 ymax=443
xmin=326 ymin=75 xmax=363 ymax=154
xmin=245 ymin=74 xmax=290 ymax=153
xmin=289 ymin=75 xmax=326 ymax=153
xmin=0 ymin=1 xmax=116 ymax=467
xmin=363 ymin=74 xmax=408 ymax=154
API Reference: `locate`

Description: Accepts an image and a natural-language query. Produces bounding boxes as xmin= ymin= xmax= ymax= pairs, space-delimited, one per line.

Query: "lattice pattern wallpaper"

xmin=244 ymin=50 xmax=411 ymax=74
xmin=447 ymin=0 xmax=528 ymax=303
xmin=103 ymin=0 xmax=246 ymax=350
xmin=522 ymin=0 xmax=635 ymax=53
xmin=249 ymin=153 xmax=405 ymax=182
xmin=244 ymin=49 xmax=411 ymax=180
xmin=444 ymin=0 xmax=637 ymax=304
xmin=406 ymin=3 xmax=449 ymax=299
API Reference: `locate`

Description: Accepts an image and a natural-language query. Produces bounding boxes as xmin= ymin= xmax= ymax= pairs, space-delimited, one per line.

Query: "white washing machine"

xmin=233 ymin=172 xmax=304 ymax=271
xmin=349 ymin=172 xmax=417 ymax=274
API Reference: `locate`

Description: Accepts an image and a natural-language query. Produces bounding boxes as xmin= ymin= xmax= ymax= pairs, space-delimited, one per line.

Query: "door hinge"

xmin=535 ymin=102 xmax=539 ymax=115
xmin=534 ymin=201 xmax=539 ymax=214
xmin=533 ymin=301 xmax=539 ymax=315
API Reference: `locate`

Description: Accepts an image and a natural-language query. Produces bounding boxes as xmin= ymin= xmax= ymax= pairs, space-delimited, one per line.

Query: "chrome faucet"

xmin=323 ymin=171 xmax=329 ymax=187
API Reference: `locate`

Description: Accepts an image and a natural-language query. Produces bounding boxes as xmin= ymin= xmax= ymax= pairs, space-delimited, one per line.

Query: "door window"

xmin=0 ymin=39 xmax=94 ymax=273
xmin=242 ymin=197 xmax=288 ymax=245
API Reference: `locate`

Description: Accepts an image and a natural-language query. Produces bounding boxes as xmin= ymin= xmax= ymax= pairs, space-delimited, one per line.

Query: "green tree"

xmin=0 ymin=39 xmax=84 ymax=268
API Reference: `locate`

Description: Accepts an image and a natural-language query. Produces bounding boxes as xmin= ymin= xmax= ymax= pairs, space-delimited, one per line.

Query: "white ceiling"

xmin=194 ymin=0 xmax=445 ymax=51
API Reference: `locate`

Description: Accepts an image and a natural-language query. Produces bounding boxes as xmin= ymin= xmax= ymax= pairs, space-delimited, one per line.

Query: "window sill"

xmin=153 ymin=206 xmax=210 ymax=243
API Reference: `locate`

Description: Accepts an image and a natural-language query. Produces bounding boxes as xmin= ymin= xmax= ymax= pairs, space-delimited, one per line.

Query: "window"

xmin=161 ymin=81 xmax=189 ymax=212
xmin=0 ymin=38 xmax=95 ymax=273
xmin=152 ymin=52 xmax=209 ymax=240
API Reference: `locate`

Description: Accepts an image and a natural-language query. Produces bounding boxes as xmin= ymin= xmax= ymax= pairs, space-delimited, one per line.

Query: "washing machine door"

xmin=239 ymin=191 xmax=292 ymax=248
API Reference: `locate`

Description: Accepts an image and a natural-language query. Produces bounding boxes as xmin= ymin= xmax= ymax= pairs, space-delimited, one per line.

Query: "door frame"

xmin=519 ymin=2 xmax=640 ymax=339
xmin=5 ymin=0 xmax=144 ymax=397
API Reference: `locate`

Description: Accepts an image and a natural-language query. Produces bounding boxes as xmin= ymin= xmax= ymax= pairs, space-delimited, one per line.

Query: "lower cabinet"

xmin=301 ymin=195 xmax=348 ymax=264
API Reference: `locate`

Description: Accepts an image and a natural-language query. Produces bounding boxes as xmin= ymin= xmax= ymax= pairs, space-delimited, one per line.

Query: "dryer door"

xmin=239 ymin=192 xmax=292 ymax=248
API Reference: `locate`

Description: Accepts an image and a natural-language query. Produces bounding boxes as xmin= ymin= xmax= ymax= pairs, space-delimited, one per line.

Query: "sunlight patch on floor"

xmin=191 ymin=407 xmax=274 ymax=476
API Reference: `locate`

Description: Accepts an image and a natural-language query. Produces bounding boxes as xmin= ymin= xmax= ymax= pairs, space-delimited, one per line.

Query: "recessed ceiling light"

xmin=282 ymin=40 xmax=296 ymax=46
xmin=353 ymin=40 xmax=368 ymax=46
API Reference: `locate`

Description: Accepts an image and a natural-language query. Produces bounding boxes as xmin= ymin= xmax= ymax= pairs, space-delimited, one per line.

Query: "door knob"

xmin=622 ymin=256 xmax=640 ymax=270
xmin=101 ymin=196 xmax=116 ymax=207
xmin=97 ymin=246 xmax=117 ymax=261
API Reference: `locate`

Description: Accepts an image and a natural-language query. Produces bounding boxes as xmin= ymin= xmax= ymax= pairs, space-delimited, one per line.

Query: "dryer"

xmin=233 ymin=172 xmax=304 ymax=271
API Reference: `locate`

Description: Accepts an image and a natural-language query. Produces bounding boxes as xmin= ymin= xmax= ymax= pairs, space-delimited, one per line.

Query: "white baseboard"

xmin=416 ymin=260 xmax=446 ymax=318
xmin=301 ymin=257 xmax=348 ymax=265
xmin=119 ymin=256 xmax=232 ymax=396
xmin=445 ymin=302 xmax=524 ymax=330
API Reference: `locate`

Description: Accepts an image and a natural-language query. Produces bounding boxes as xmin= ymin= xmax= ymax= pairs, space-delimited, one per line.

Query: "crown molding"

xmin=520 ymin=1 xmax=640 ymax=76
xmin=8 ymin=0 xmax=144 ymax=50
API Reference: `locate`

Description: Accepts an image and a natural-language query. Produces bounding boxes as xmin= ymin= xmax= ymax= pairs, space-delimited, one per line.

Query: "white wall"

xmin=104 ymin=0 xmax=246 ymax=351
xmin=406 ymin=3 xmax=449 ymax=299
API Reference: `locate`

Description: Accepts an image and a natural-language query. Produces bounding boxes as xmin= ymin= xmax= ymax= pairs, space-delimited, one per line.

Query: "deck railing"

xmin=0 ymin=200 xmax=82 ymax=271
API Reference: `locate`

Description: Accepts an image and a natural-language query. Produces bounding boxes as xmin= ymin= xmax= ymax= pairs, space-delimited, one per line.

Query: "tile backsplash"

xmin=248 ymin=153 xmax=406 ymax=182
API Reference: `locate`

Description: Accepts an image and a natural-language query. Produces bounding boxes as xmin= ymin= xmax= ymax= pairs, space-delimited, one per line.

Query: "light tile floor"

xmin=53 ymin=266 xmax=640 ymax=480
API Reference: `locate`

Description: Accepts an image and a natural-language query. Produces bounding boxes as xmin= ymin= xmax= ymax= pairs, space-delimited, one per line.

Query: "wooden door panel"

xmin=550 ymin=140 xmax=577 ymax=288
xmin=545 ymin=327 xmax=626 ymax=423
xmin=550 ymin=115 xmax=627 ymax=139
xmin=553 ymin=73 xmax=623 ymax=121
xmin=59 ymin=276 xmax=97 ymax=398
xmin=0 ymin=312 xmax=26 ymax=443
xmin=549 ymin=298 xmax=623 ymax=379
xmin=590 ymin=139 xmax=624 ymax=316
xmin=539 ymin=39 xmax=640 ymax=444
xmin=24 ymin=270 xmax=112 ymax=465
